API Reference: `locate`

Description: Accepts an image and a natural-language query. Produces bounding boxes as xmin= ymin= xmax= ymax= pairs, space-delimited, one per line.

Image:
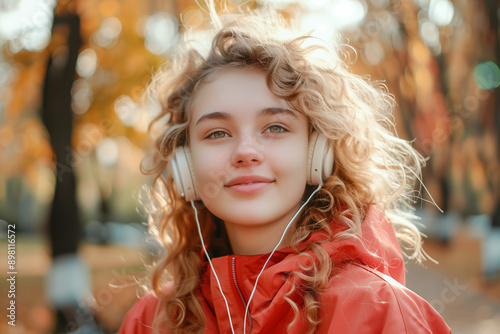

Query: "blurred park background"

xmin=0 ymin=0 xmax=499 ymax=333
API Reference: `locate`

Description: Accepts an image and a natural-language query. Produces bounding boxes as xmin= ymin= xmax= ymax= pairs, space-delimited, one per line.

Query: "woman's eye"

xmin=266 ymin=125 xmax=286 ymax=133
xmin=208 ymin=131 xmax=227 ymax=139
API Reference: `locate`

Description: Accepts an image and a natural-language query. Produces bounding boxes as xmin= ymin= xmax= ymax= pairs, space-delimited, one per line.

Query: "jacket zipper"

xmin=232 ymin=256 xmax=253 ymax=333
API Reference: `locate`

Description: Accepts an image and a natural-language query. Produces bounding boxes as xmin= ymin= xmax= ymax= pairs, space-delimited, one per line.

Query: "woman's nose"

xmin=231 ymin=136 xmax=264 ymax=167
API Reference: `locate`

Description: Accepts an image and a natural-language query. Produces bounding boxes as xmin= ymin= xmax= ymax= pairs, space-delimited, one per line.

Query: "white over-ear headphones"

xmin=168 ymin=131 xmax=334 ymax=201
xmin=306 ymin=131 xmax=335 ymax=186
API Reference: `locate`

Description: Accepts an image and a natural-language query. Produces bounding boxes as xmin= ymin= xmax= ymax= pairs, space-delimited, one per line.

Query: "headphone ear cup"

xmin=307 ymin=132 xmax=334 ymax=185
xmin=170 ymin=146 xmax=199 ymax=201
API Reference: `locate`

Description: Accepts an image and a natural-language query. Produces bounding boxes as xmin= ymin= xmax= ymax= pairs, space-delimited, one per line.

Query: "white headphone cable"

xmin=191 ymin=184 xmax=322 ymax=334
xmin=243 ymin=184 xmax=322 ymax=334
xmin=191 ymin=200 xmax=236 ymax=334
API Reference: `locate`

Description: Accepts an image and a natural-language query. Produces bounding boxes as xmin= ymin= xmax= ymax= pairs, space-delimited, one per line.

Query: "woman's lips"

xmin=225 ymin=175 xmax=274 ymax=194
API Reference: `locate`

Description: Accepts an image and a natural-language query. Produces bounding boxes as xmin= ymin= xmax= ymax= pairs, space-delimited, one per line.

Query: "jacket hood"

xmin=200 ymin=205 xmax=406 ymax=333
xmin=253 ymin=205 xmax=405 ymax=283
xmin=119 ymin=205 xmax=451 ymax=334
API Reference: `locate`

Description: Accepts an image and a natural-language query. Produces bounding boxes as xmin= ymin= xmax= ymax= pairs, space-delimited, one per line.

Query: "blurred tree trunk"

xmin=483 ymin=0 xmax=500 ymax=227
xmin=42 ymin=12 xmax=82 ymax=259
xmin=41 ymin=9 xmax=94 ymax=333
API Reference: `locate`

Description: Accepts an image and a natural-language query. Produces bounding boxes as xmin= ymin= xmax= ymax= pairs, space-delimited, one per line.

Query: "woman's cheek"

xmin=193 ymin=148 xmax=228 ymax=202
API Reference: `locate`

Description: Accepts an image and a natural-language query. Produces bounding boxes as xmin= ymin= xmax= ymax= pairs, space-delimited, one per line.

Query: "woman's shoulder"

xmin=319 ymin=262 xmax=451 ymax=333
xmin=119 ymin=293 xmax=164 ymax=334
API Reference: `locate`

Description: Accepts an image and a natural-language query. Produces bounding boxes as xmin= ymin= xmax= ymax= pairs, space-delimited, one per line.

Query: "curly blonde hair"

xmin=142 ymin=9 xmax=426 ymax=334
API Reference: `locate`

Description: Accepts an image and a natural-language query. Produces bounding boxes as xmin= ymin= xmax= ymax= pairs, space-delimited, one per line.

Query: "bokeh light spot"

xmin=330 ymin=0 xmax=367 ymax=30
xmin=474 ymin=62 xmax=500 ymax=89
xmin=364 ymin=40 xmax=385 ymax=65
xmin=76 ymin=49 xmax=98 ymax=78
xmin=96 ymin=138 xmax=119 ymax=167
xmin=114 ymin=95 xmax=139 ymax=126
xmin=429 ymin=0 xmax=454 ymax=26
xmin=21 ymin=26 xmax=52 ymax=51
xmin=143 ymin=12 xmax=178 ymax=55
xmin=0 ymin=0 xmax=56 ymax=53
xmin=419 ymin=19 xmax=440 ymax=47
xmin=300 ymin=12 xmax=337 ymax=43
xmin=95 ymin=16 xmax=122 ymax=48
xmin=71 ymin=79 xmax=93 ymax=115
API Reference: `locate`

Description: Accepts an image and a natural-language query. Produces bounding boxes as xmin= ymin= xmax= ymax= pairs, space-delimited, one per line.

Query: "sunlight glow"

xmin=330 ymin=0 xmax=367 ymax=29
xmin=0 ymin=0 xmax=56 ymax=52
xmin=299 ymin=0 xmax=330 ymax=11
xmin=143 ymin=12 xmax=178 ymax=55
xmin=429 ymin=0 xmax=454 ymax=26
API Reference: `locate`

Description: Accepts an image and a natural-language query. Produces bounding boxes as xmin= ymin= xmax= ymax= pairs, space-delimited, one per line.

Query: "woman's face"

xmin=188 ymin=68 xmax=309 ymax=250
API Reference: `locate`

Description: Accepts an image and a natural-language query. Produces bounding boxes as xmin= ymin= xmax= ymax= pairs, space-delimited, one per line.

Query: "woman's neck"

xmin=223 ymin=204 xmax=301 ymax=255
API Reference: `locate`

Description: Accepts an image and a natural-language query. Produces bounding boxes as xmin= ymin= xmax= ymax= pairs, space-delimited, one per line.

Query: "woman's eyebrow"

xmin=195 ymin=107 xmax=297 ymax=126
xmin=195 ymin=111 xmax=232 ymax=126
xmin=260 ymin=107 xmax=298 ymax=118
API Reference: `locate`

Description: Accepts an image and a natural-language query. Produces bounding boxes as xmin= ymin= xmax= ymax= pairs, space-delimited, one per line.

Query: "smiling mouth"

xmin=225 ymin=179 xmax=274 ymax=194
xmin=225 ymin=180 xmax=273 ymax=188
xmin=225 ymin=175 xmax=274 ymax=186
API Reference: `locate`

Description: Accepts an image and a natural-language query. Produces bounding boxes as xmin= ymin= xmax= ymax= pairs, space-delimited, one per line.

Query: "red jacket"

xmin=119 ymin=206 xmax=451 ymax=333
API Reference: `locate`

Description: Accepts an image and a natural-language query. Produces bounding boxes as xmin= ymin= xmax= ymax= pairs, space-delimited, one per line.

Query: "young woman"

xmin=119 ymin=9 xmax=451 ymax=334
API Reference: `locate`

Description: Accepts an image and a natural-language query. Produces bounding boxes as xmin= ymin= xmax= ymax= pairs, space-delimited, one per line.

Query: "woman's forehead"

xmin=187 ymin=67 xmax=307 ymax=122
xmin=190 ymin=69 xmax=278 ymax=110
